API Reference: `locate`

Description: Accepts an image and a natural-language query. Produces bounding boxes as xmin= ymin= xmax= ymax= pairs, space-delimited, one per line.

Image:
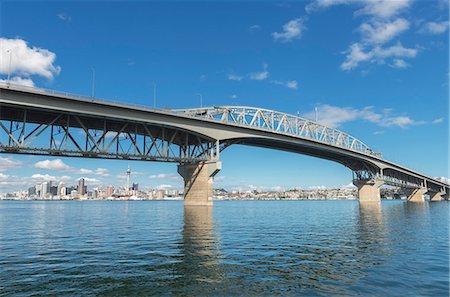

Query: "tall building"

xmin=78 ymin=178 xmax=86 ymax=196
xmin=106 ymin=185 xmax=114 ymax=197
xmin=57 ymin=182 xmax=66 ymax=197
xmin=28 ymin=186 xmax=36 ymax=197
xmin=126 ymin=165 xmax=131 ymax=193
xmin=41 ymin=182 xmax=48 ymax=198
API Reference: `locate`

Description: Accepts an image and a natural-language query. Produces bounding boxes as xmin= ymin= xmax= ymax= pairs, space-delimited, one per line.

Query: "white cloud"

xmin=33 ymin=159 xmax=109 ymax=177
xmin=249 ymin=64 xmax=269 ymax=80
xmin=355 ymin=0 xmax=411 ymax=19
xmin=0 ymin=172 xmax=74 ymax=192
xmin=391 ymin=58 xmax=409 ymax=69
xmin=249 ymin=24 xmax=261 ymax=31
xmin=31 ymin=173 xmax=57 ymax=181
xmin=227 ymin=74 xmax=243 ymax=81
xmin=214 ymin=176 xmax=226 ymax=182
xmin=0 ymin=76 xmax=34 ymax=87
xmin=78 ymin=168 xmax=93 ymax=174
xmin=342 ymin=183 xmax=357 ymax=188
xmin=82 ymin=177 xmax=102 ymax=184
xmin=432 ymin=117 xmax=444 ymax=124
xmin=57 ymin=13 xmax=71 ymax=21
xmin=306 ymin=0 xmax=354 ymax=13
xmin=0 ymin=38 xmax=61 ymax=79
xmin=231 ymin=94 xmax=237 ymax=99
xmin=0 ymin=157 xmax=22 ymax=172
xmin=341 ymin=42 xmax=417 ymax=70
xmin=273 ymin=18 xmax=305 ymax=42
xmin=436 ymin=177 xmax=450 ymax=185
xmin=95 ymin=168 xmax=109 ymax=177
xmin=382 ymin=115 xmax=416 ymax=128
xmin=34 ymin=159 xmax=72 ymax=171
xmin=359 ymin=18 xmax=409 ymax=45
xmin=60 ymin=175 xmax=73 ymax=181
xmin=303 ymin=104 xmax=422 ymax=128
xmin=271 ymin=80 xmax=298 ymax=89
xmin=419 ymin=21 xmax=449 ymax=35
xmin=149 ymin=173 xmax=180 ymax=181
xmin=306 ymin=0 xmax=414 ymax=71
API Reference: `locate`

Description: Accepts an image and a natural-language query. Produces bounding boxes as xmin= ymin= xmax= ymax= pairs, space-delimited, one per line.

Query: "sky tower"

xmin=126 ymin=165 xmax=131 ymax=194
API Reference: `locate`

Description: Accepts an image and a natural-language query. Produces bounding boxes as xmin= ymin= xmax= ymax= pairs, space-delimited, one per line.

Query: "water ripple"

xmin=0 ymin=200 xmax=448 ymax=296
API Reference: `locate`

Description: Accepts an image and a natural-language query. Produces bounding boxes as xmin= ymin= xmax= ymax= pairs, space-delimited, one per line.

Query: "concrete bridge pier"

xmin=405 ymin=187 xmax=427 ymax=202
xmin=429 ymin=191 xmax=442 ymax=201
xmin=178 ymin=161 xmax=222 ymax=206
xmin=354 ymin=179 xmax=383 ymax=202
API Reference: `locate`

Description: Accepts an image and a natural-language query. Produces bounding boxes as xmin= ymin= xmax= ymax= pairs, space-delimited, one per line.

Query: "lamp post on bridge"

xmin=153 ymin=81 xmax=157 ymax=109
xmin=91 ymin=68 xmax=95 ymax=98
xmin=6 ymin=49 xmax=12 ymax=87
xmin=196 ymin=93 xmax=203 ymax=108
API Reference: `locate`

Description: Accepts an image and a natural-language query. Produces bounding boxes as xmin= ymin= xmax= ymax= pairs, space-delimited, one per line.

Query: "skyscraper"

xmin=78 ymin=178 xmax=86 ymax=196
xmin=106 ymin=185 xmax=114 ymax=197
xmin=57 ymin=182 xmax=66 ymax=197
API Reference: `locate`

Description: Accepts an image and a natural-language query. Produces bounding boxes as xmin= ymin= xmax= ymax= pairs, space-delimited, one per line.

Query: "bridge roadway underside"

xmin=0 ymin=85 xmax=448 ymax=205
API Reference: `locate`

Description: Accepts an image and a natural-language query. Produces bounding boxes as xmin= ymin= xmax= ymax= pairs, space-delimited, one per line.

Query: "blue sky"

xmin=0 ymin=0 xmax=448 ymax=192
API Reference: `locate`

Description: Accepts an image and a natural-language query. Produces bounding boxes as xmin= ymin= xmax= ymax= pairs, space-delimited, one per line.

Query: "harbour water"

xmin=0 ymin=200 xmax=448 ymax=296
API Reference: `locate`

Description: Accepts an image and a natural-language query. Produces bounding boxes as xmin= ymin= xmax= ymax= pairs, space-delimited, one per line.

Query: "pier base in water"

xmin=354 ymin=179 xmax=383 ymax=202
xmin=178 ymin=161 xmax=221 ymax=206
xmin=405 ymin=187 xmax=426 ymax=202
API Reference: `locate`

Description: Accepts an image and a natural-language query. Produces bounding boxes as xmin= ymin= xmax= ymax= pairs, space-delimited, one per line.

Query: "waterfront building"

xmin=78 ymin=178 xmax=86 ymax=196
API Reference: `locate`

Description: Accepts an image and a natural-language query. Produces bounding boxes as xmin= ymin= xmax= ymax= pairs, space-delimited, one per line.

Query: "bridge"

xmin=0 ymin=82 xmax=448 ymax=205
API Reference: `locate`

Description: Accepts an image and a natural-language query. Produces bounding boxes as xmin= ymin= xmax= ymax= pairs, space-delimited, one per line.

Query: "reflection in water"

xmin=171 ymin=206 xmax=222 ymax=294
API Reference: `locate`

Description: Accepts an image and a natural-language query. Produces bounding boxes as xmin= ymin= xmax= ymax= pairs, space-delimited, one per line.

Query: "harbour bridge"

xmin=0 ymin=82 xmax=448 ymax=205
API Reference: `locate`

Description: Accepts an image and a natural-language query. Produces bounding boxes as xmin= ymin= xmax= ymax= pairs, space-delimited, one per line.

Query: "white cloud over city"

xmin=33 ymin=159 xmax=110 ymax=177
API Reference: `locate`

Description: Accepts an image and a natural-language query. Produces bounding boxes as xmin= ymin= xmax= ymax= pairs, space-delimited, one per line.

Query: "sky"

xmin=0 ymin=0 xmax=448 ymax=192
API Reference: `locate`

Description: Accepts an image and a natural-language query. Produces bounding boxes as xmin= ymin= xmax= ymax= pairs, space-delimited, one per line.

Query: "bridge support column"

xmin=429 ymin=191 xmax=442 ymax=201
xmin=178 ymin=161 xmax=221 ymax=206
xmin=354 ymin=179 xmax=383 ymax=202
xmin=405 ymin=187 xmax=426 ymax=202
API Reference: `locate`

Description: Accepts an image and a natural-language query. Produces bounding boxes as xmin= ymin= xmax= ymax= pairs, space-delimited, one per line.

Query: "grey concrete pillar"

xmin=405 ymin=187 xmax=426 ymax=202
xmin=178 ymin=161 xmax=221 ymax=206
xmin=354 ymin=179 xmax=383 ymax=202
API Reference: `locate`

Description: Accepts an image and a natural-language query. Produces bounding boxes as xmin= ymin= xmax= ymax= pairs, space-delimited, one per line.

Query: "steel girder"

xmin=0 ymin=108 xmax=221 ymax=163
xmin=177 ymin=106 xmax=380 ymax=157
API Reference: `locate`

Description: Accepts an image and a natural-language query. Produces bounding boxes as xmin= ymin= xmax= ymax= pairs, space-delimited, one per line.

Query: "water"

xmin=0 ymin=200 xmax=448 ymax=296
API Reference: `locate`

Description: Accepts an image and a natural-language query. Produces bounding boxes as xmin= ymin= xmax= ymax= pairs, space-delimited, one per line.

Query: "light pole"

xmin=153 ymin=81 xmax=157 ymax=109
xmin=91 ymin=68 xmax=95 ymax=98
xmin=196 ymin=93 xmax=203 ymax=108
xmin=6 ymin=49 xmax=12 ymax=86
xmin=315 ymin=107 xmax=318 ymax=122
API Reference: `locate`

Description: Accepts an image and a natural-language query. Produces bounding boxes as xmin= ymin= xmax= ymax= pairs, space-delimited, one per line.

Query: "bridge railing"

xmin=176 ymin=106 xmax=379 ymax=157
xmin=0 ymin=81 xmax=154 ymax=112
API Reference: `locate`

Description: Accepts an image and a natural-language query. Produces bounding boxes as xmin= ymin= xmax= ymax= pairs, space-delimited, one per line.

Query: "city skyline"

xmin=0 ymin=1 xmax=448 ymax=192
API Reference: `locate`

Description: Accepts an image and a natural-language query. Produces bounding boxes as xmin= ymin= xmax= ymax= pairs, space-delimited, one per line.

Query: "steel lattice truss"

xmin=353 ymin=168 xmax=425 ymax=189
xmin=0 ymin=109 xmax=221 ymax=163
xmin=177 ymin=106 xmax=380 ymax=157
